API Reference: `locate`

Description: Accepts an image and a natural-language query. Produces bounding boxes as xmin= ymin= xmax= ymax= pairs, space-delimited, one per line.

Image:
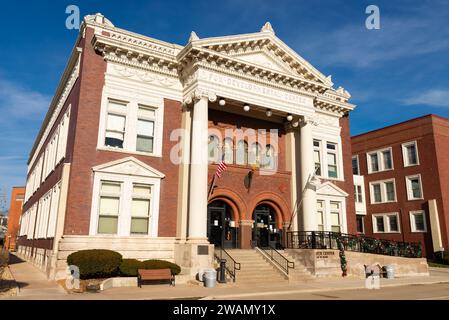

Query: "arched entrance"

xmin=207 ymin=200 xmax=238 ymax=248
xmin=252 ymin=204 xmax=282 ymax=248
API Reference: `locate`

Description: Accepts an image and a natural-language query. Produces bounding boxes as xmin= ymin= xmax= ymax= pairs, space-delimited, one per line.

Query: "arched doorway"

xmin=252 ymin=204 xmax=282 ymax=248
xmin=207 ymin=200 xmax=238 ymax=248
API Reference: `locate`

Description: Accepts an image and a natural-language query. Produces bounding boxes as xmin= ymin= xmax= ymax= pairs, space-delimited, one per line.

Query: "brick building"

xmin=352 ymin=114 xmax=449 ymax=258
xmin=4 ymin=187 xmax=25 ymax=251
xmin=17 ymin=14 xmax=356 ymax=279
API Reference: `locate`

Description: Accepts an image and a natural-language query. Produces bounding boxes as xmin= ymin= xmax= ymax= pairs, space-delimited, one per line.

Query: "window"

xmin=406 ymin=175 xmax=423 ymax=200
xmin=136 ymin=106 xmax=155 ymax=153
xmin=354 ymin=185 xmax=363 ymax=203
xmin=352 ymin=155 xmax=360 ymax=175
xmin=313 ymin=140 xmax=322 ymax=176
xmin=327 ymin=143 xmax=338 ymax=178
xmin=98 ymin=181 xmax=121 ymax=234
xmin=249 ymin=143 xmax=261 ymax=166
xmin=223 ymin=138 xmax=234 ymax=164
xmin=236 ymin=140 xmax=248 ymax=165
xmin=402 ymin=141 xmax=419 ymax=166
xmin=367 ymin=148 xmax=393 ymax=173
xmin=261 ymin=144 xmax=276 ymax=169
xmin=105 ymin=114 xmax=126 ymax=148
xmin=410 ymin=210 xmax=427 ymax=232
xmin=356 ymin=215 xmax=365 ymax=234
xmin=131 ymin=184 xmax=151 ymax=235
xmin=330 ymin=201 xmax=341 ymax=233
xmin=369 ymin=179 xmax=396 ymax=203
xmin=317 ymin=200 xmax=325 ymax=231
xmin=208 ymin=135 xmax=220 ymax=163
xmin=372 ymin=213 xmax=400 ymax=233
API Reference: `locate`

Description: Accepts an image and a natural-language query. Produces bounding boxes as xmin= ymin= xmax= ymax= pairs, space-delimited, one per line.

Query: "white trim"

xmin=402 ymin=140 xmax=420 ymax=167
xmin=409 ymin=210 xmax=427 ymax=233
xmin=405 ymin=174 xmax=424 ymax=201
xmin=89 ymin=158 xmax=164 ymax=237
xmin=369 ymin=178 xmax=397 ymax=204
xmin=366 ymin=147 xmax=394 ymax=174
xmin=372 ymin=212 xmax=401 ymax=234
xmin=316 ymin=183 xmax=348 ymax=233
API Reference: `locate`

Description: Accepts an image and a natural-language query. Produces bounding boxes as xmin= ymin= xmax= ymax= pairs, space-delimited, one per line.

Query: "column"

xmin=188 ymin=95 xmax=209 ymax=241
xmin=285 ymin=128 xmax=301 ymax=232
xmin=300 ymin=118 xmax=317 ymax=231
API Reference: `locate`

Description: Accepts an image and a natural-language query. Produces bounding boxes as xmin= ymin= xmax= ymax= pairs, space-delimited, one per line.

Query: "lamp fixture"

xmin=218 ymin=98 xmax=226 ymax=106
xmin=286 ymin=114 xmax=293 ymax=121
xmin=292 ymin=121 xmax=299 ymax=128
xmin=243 ymin=104 xmax=250 ymax=112
xmin=266 ymin=109 xmax=272 ymax=117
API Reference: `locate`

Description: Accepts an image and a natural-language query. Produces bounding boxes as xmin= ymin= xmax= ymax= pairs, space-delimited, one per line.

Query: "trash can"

xmin=203 ymin=269 xmax=217 ymax=288
xmin=385 ymin=265 xmax=395 ymax=279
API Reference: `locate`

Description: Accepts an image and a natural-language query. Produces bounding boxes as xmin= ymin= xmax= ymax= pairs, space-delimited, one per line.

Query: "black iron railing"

xmin=214 ymin=248 xmax=241 ymax=282
xmin=286 ymin=231 xmax=422 ymax=258
xmin=259 ymin=245 xmax=295 ymax=274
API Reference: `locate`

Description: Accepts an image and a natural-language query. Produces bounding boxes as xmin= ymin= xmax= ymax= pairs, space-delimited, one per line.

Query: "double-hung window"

xmin=98 ymin=181 xmax=121 ymax=234
xmin=330 ymin=201 xmax=341 ymax=232
xmin=317 ymin=200 xmax=325 ymax=231
xmin=410 ymin=210 xmax=427 ymax=232
xmin=367 ymin=147 xmax=393 ymax=173
xmin=352 ymin=155 xmax=360 ymax=175
xmin=354 ymin=185 xmax=363 ymax=203
xmin=406 ymin=175 xmax=423 ymax=200
xmin=402 ymin=141 xmax=419 ymax=166
xmin=356 ymin=215 xmax=365 ymax=234
xmin=136 ymin=106 xmax=155 ymax=153
xmin=372 ymin=213 xmax=400 ymax=233
xmin=131 ymin=184 xmax=152 ymax=235
xmin=370 ymin=179 xmax=396 ymax=203
xmin=105 ymin=100 xmax=127 ymax=149
xmin=327 ymin=143 xmax=338 ymax=178
xmin=313 ymin=140 xmax=322 ymax=176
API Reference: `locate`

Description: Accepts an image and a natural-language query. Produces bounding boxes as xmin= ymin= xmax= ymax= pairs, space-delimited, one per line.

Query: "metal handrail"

xmin=286 ymin=231 xmax=422 ymax=258
xmin=214 ymin=248 xmax=241 ymax=282
xmin=259 ymin=245 xmax=295 ymax=274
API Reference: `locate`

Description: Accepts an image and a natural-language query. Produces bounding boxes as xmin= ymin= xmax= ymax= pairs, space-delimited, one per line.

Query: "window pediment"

xmin=92 ymin=157 xmax=165 ymax=178
xmin=316 ymin=182 xmax=348 ymax=197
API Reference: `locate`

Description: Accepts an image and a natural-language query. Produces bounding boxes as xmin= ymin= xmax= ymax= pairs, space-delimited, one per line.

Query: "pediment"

xmin=194 ymin=32 xmax=332 ymax=86
xmin=92 ymin=157 xmax=165 ymax=178
xmin=316 ymin=182 xmax=348 ymax=197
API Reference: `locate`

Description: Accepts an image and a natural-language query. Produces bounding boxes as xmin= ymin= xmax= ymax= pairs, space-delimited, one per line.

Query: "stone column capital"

xmin=240 ymin=219 xmax=254 ymax=227
xmin=183 ymin=89 xmax=217 ymax=106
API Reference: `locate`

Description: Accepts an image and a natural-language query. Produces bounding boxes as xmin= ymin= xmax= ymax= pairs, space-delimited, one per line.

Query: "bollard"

xmin=218 ymin=259 xmax=227 ymax=283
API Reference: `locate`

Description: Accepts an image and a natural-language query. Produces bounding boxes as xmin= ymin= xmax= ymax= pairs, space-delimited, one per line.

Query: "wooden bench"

xmin=137 ymin=269 xmax=175 ymax=288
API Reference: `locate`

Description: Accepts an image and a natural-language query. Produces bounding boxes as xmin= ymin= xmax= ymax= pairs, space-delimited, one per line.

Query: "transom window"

xmin=402 ymin=141 xmax=419 ymax=167
xmin=369 ymin=179 xmax=396 ymax=203
xmin=410 ymin=210 xmax=427 ymax=232
xmin=372 ymin=213 xmax=400 ymax=233
xmin=406 ymin=175 xmax=423 ymax=200
xmin=367 ymin=147 xmax=393 ymax=173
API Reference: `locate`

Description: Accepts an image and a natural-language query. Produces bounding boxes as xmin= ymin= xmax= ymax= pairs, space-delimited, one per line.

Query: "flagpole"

xmin=208 ymin=174 xmax=217 ymax=199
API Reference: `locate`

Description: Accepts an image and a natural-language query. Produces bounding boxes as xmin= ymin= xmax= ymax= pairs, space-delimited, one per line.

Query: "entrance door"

xmin=252 ymin=205 xmax=281 ymax=248
xmin=207 ymin=201 xmax=238 ymax=248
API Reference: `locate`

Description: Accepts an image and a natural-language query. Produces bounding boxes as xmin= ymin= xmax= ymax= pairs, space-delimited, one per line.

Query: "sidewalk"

xmin=3 ymin=254 xmax=449 ymax=300
xmin=5 ymin=254 xmax=66 ymax=299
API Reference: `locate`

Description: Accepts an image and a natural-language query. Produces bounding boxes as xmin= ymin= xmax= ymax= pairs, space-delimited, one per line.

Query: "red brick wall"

xmin=351 ymin=115 xmax=447 ymax=257
xmin=5 ymin=187 xmax=25 ymax=250
xmin=63 ymin=27 xmax=183 ymax=237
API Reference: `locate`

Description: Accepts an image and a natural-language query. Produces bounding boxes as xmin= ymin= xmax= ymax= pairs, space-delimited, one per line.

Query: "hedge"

xmin=119 ymin=259 xmax=181 ymax=277
xmin=67 ymin=249 xmax=123 ymax=279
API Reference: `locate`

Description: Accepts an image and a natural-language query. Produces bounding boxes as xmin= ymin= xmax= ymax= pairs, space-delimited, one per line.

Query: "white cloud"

xmin=403 ymin=89 xmax=449 ymax=108
xmin=0 ymin=77 xmax=50 ymax=118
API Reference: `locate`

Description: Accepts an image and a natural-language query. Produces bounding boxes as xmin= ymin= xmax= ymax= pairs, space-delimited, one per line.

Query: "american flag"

xmin=215 ymin=158 xmax=228 ymax=178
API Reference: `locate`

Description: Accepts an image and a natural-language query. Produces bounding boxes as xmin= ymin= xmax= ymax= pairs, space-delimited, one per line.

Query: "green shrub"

xmin=119 ymin=259 xmax=143 ymax=277
xmin=67 ymin=249 xmax=122 ymax=279
xmin=141 ymin=259 xmax=181 ymax=275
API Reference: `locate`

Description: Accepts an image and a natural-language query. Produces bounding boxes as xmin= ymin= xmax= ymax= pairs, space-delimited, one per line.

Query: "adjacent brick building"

xmin=17 ymin=14 xmax=356 ymax=279
xmin=352 ymin=114 xmax=449 ymax=258
xmin=4 ymin=187 xmax=25 ymax=251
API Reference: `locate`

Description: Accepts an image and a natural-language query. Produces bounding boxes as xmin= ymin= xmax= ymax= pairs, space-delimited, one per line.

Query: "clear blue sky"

xmin=0 ymin=0 xmax=448 ymax=208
